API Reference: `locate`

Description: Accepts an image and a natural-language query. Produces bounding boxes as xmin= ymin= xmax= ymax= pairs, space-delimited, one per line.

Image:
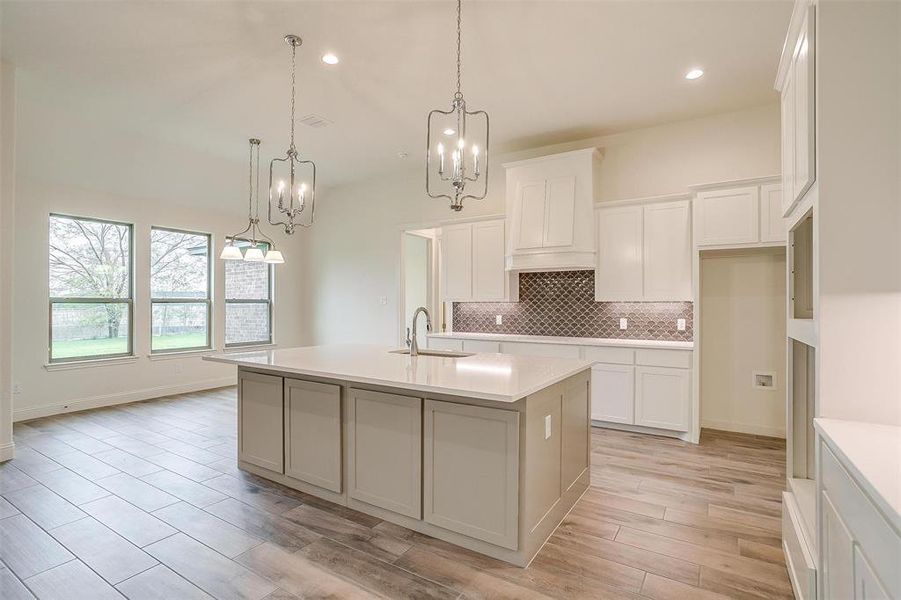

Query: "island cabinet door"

xmin=238 ymin=370 xmax=284 ymax=473
xmin=347 ymin=389 xmax=422 ymax=519
xmin=284 ymin=378 xmax=342 ymax=494
xmin=423 ymin=400 xmax=520 ymax=550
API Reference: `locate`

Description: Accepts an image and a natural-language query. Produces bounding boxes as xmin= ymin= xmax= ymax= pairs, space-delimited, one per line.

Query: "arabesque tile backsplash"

xmin=452 ymin=270 xmax=693 ymax=342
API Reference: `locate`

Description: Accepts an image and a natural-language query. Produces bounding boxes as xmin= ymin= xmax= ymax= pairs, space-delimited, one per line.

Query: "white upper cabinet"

xmin=693 ymin=182 xmax=785 ymax=248
xmin=694 ymin=186 xmax=760 ymax=246
xmin=778 ymin=4 xmax=816 ymax=217
xmin=643 ymin=201 xmax=692 ymax=300
xmin=441 ymin=223 xmax=473 ymax=301
xmin=505 ymin=148 xmax=599 ymax=271
xmin=595 ymin=200 xmax=691 ymax=301
xmin=441 ymin=218 xmax=512 ymax=302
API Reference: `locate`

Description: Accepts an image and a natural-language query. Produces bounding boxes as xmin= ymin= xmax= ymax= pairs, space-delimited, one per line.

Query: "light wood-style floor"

xmin=0 ymin=387 xmax=792 ymax=600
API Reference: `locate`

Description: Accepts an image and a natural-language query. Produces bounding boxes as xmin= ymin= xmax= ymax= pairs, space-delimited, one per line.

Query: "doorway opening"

xmin=400 ymin=229 xmax=439 ymax=349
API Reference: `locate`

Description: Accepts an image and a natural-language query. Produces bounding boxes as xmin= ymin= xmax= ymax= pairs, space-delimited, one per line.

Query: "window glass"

xmin=225 ymin=241 xmax=272 ymax=346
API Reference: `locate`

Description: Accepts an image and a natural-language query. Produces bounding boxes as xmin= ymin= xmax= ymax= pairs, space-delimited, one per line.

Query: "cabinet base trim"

xmin=591 ymin=420 xmax=691 ymax=442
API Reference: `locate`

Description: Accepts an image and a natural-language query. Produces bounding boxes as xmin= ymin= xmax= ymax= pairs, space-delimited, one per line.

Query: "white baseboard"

xmin=0 ymin=441 xmax=14 ymax=462
xmin=13 ymin=377 xmax=237 ymax=422
xmin=701 ymin=418 xmax=786 ymax=439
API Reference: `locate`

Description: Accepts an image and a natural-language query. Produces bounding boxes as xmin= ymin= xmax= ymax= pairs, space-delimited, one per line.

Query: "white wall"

xmin=306 ymin=102 xmax=780 ymax=346
xmin=0 ymin=61 xmax=16 ymax=458
xmin=700 ymin=250 xmax=787 ymax=437
xmin=403 ymin=233 xmax=429 ymax=348
xmin=10 ymin=69 xmax=310 ymax=421
xmin=816 ymin=1 xmax=901 ymax=426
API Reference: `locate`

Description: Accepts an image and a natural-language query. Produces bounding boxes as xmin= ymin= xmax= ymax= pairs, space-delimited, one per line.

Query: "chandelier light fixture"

xmin=269 ymin=34 xmax=317 ymax=234
xmin=221 ymin=139 xmax=284 ymax=264
xmin=426 ymin=0 xmax=489 ymax=211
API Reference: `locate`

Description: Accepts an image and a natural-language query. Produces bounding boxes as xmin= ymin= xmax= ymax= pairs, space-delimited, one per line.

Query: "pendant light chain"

xmin=455 ymin=0 xmax=462 ymax=99
xmin=289 ymin=42 xmax=297 ymax=153
xmin=247 ymin=139 xmax=254 ymax=220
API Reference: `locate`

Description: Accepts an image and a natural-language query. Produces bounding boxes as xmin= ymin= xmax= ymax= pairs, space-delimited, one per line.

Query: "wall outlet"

xmin=544 ymin=415 xmax=552 ymax=440
xmin=619 ymin=318 xmax=628 ymax=330
xmin=677 ymin=318 xmax=686 ymax=331
xmin=495 ymin=315 xmax=503 ymax=325
xmin=378 ymin=296 xmax=388 ymax=306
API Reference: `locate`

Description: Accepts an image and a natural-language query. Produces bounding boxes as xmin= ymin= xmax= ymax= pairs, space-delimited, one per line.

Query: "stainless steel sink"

xmin=390 ymin=349 xmax=475 ymax=358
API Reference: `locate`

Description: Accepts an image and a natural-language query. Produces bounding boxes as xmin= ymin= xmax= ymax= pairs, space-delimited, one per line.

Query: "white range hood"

xmin=503 ymin=148 xmax=600 ymax=272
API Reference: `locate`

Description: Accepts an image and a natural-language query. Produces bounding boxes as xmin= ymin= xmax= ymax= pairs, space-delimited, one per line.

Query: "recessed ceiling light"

xmin=443 ymin=128 xmax=455 ymax=135
xmin=685 ymin=68 xmax=704 ymax=80
xmin=321 ymin=53 xmax=339 ymax=65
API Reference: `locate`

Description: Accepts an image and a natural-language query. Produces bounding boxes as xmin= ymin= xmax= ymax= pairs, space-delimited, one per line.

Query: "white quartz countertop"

xmin=428 ymin=331 xmax=694 ymax=350
xmin=204 ymin=344 xmax=592 ymax=403
xmin=814 ymin=418 xmax=901 ymax=532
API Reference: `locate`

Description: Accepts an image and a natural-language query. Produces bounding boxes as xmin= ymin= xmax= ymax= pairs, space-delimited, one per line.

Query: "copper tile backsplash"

xmin=452 ymin=270 xmax=693 ymax=341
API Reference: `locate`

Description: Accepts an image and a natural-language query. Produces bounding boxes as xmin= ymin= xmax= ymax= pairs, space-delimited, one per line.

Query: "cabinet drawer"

xmin=428 ymin=337 xmax=464 ymax=352
xmin=820 ymin=443 xmax=901 ymax=598
xmin=583 ymin=346 xmax=634 ymax=365
xmin=462 ymin=339 xmax=501 ymax=353
xmin=635 ymin=348 xmax=692 ymax=368
xmin=502 ymin=341 xmax=580 ymax=359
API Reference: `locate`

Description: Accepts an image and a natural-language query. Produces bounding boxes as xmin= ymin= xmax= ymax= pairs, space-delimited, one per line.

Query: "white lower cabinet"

xmin=284 ymin=378 xmax=342 ymax=493
xmin=237 ymin=371 xmax=284 ymax=473
xmin=428 ymin=337 xmax=464 ymax=352
xmin=590 ymin=364 xmax=634 ymax=424
xmin=821 ymin=491 xmax=854 ymax=600
xmin=462 ymin=339 xmax=501 ymax=353
xmin=854 ymin=546 xmax=890 ymax=600
xmin=634 ymin=366 xmax=690 ymax=432
xmin=423 ymin=400 xmax=519 ymax=550
xmin=348 ymin=389 xmax=422 ymax=519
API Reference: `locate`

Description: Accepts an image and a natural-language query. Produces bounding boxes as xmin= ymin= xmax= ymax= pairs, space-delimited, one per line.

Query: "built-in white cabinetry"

xmin=237 ymin=371 xmax=284 ymax=473
xmin=505 ymin=148 xmax=599 ymax=271
xmin=634 ymin=366 xmax=691 ymax=432
xmin=778 ymin=4 xmax=816 ymax=216
xmin=589 ymin=364 xmax=634 ymax=424
xmin=693 ymin=181 xmax=785 ymax=247
xmin=441 ymin=219 xmax=512 ymax=302
xmin=595 ymin=200 xmax=691 ymax=301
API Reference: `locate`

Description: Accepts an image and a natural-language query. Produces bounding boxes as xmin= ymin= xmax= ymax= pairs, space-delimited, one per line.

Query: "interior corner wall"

xmin=816 ymin=1 xmax=901 ymax=426
xmin=306 ymin=102 xmax=780 ymax=346
xmin=10 ymin=69 xmax=311 ymax=421
xmin=0 ymin=61 xmax=16 ymax=458
xmin=700 ymin=251 xmax=787 ymax=438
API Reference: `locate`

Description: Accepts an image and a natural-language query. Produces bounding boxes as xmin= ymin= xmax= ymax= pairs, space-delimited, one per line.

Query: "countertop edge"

xmin=428 ymin=331 xmax=694 ymax=350
xmin=814 ymin=417 xmax=901 ymax=534
xmin=203 ymin=354 xmax=593 ymax=404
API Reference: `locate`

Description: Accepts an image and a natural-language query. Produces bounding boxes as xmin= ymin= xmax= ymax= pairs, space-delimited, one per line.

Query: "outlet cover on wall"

xmin=677 ymin=318 xmax=686 ymax=331
xmin=619 ymin=318 xmax=628 ymax=330
xmin=544 ymin=415 xmax=552 ymax=439
xmin=495 ymin=315 xmax=503 ymax=325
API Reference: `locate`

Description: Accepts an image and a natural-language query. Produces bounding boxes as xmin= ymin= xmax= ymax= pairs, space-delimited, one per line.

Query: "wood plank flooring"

xmin=1 ymin=387 xmax=792 ymax=599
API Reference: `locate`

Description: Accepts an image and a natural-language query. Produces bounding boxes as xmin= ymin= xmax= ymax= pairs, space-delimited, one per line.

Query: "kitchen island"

xmin=204 ymin=344 xmax=592 ymax=567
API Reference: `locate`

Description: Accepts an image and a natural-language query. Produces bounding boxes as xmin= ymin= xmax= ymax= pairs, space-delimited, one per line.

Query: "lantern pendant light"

xmin=426 ymin=0 xmax=489 ymax=211
xmin=221 ymin=139 xmax=284 ymax=264
xmin=269 ymin=34 xmax=317 ymax=234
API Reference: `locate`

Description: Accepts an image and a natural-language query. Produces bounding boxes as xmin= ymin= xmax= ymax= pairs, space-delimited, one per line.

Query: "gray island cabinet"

xmin=206 ymin=343 xmax=592 ymax=567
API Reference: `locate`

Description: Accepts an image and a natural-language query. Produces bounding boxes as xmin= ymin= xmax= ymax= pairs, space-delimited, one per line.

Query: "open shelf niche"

xmin=788 ymin=339 xmax=816 ymax=542
xmin=790 ymin=211 xmax=814 ymax=320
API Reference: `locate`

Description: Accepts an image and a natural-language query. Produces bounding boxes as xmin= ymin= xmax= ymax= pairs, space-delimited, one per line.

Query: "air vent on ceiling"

xmin=299 ymin=114 xmax=333 ymax=128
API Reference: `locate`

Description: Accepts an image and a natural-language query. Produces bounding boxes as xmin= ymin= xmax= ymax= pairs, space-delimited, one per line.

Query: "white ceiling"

xmin=1 ymin=0 xmax=792 ymax=189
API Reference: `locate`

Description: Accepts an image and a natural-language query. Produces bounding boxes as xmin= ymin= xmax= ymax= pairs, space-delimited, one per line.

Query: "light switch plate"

xmin=619 ymin=318 xmax=628 ymax=330
xmin=677 ymin=318 xmax=686 ymax=331
xmin=495 ymin=315 xmax=503 ymax=325
xmin=544 ymin=415 xmax=552 ymax=439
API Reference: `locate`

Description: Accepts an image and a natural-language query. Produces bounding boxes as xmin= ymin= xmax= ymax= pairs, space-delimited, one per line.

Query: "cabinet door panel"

xmin=472 ymin=220 xmax=506 ymax=301
xmin=516 ymin=181 xmax=547 ymax=250
xmin=643 ymin=201 xmax=691 ymax=300
xmin=238 ymin=371 xmax=284 ymax=473
xmin=634 ymin=366 xmax=689 ymax=431
xmin=590 ymin=364 xmax=634 ymax=424
xmin=595 ymin=206 xmax=643 ymax=301
xmin=543 ymin=176 xmax=576 ymax=247
xmin=760 ymin=184 xmax=786 ymax=243
xmin=424 ymin=400 xmax=519 ymax=549
xmin=694 ymin=187 xmax=760 ymax=246
xmin=442 ymin=224 xmax=472 ymax=301
xmin=562 ymin=377 xmax=590 ymax=491
xmin=854 ymin=546 xmax=890 ymax=600
xmin=284 ymin=379 xmax=342 ymax=493
xmin=821 ymin=491 xmax=854 ymax=600
xmin=781 ymin=70 xmax=796 ymax=217
xmin=793 ymin=8 xmax=815 ymax=203
xmin=348 ymin=389 xmax=422 ymax=518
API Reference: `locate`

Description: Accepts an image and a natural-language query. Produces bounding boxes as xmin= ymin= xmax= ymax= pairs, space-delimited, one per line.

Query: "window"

xmin=225 ymin=241 xmax=273 ymax=346
xmin=150 ymin=227 xmax=211 ymax=353
xmin=49 ymin=214 xmax=133 ymax=362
